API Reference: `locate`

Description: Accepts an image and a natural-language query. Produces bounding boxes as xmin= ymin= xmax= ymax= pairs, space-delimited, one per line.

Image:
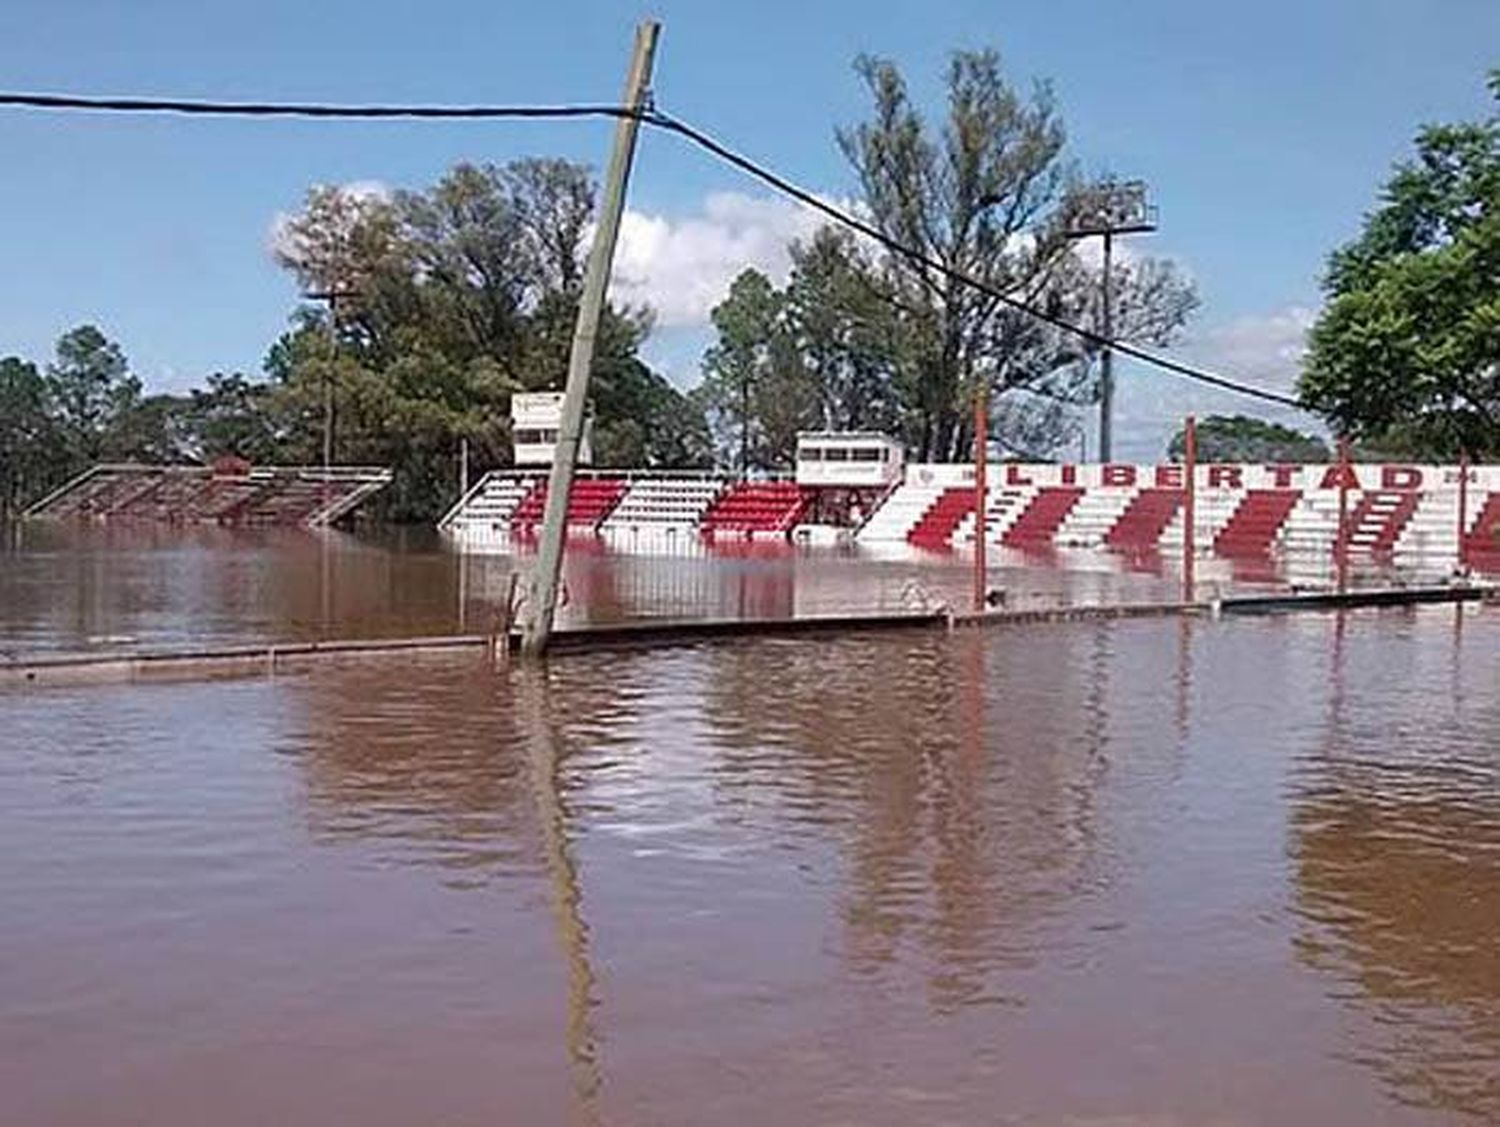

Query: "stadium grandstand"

xmin=442 ymin=439 xmax=1500 ymax=575
xmin=25 ymin=458 xmax=392 ymax=527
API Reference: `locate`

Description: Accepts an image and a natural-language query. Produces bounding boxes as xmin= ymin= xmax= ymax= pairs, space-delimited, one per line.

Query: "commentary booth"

xmin=512 ymin=391 xmax=593 ymax=467
xmin=795 ymin=432 xmax=904 ymax=489
xmin=793 ymin=432 xmax=906 ymax=536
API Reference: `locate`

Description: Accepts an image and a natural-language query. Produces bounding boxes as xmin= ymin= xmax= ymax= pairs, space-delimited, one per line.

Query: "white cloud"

xmin=610 ymin=191 xmax=831 ymax=327
xmin=1181 ymin=305 xmax=1316 ymax=395
xmin=1112 ymin=305 xmax=1321 ymax=461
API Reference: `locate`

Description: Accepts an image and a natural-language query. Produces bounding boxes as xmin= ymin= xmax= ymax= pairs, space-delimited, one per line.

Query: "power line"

xmin=644 ymin=110 xmax=1306 ymax=411
xmin=0 ymin=87 xmax=1308 ymax=410
xmin=0 ymin=91 xmax=642 ymax=122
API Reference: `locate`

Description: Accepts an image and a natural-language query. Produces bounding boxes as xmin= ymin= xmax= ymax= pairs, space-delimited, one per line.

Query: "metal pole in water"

xmin=521 ymin=21 xmax=660 ymax=658
xmin=1458 ymin=449 xmax=1470 ymax=573
xmin=1183 ymin=414 xmax=1197 ymax=602
xmin=1335 ymin=435 xmax=1352 ymax=593
xmin=973 ymin=384 xmax=988 ymax=613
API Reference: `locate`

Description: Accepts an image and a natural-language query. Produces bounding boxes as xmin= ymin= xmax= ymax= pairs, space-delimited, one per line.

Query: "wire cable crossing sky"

xmin=0 ymin=86 xmax=1303 ymax=410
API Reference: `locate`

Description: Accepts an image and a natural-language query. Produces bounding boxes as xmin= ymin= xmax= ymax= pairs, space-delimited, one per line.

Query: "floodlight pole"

xmin=521 ymin=20 xmax=660 ymax=657
xmin=1065 ymin=181 xmax=1156 ymax=464
xmin=1099 ymin=231 xmax=1114 ymax=463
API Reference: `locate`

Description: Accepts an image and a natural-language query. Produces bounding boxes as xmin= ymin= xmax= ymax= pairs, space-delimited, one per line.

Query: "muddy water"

xmin=4 ymin=546 xmax=1499 ymax=1125
xmin=0 ymin=522 xmax=1205 ymax=656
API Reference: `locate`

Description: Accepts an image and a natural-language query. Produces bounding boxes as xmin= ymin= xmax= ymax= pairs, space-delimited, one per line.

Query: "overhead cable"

xmin=0 ymin=87 xmax=1307 ymax=409
xmin=644 ymin=110 xmax=1305 ymax=410
xmin=0 ymin=91 xmax=641 ymax=121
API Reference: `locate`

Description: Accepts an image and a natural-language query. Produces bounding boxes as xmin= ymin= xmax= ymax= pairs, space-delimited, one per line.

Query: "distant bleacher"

xmin=26 ymin=461 xmax=392 ymax=527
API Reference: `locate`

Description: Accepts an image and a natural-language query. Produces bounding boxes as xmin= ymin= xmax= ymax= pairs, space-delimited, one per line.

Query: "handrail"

xmin=22 ymin=463 xmax=106 ymax=517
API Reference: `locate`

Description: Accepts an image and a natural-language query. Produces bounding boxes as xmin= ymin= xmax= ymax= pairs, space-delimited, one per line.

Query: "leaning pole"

xmin=521 ymin=21 xmax=660 ymax=657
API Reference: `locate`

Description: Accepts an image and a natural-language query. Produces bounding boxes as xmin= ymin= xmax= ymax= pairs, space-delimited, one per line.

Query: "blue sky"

xmin=1 ymin=0 xmax=1496 ymax=459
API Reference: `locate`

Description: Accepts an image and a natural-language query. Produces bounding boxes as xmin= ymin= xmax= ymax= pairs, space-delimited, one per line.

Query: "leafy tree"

xmin=1300 ymin=71 xmax=1500 ymax=457
xmin=187 ymin=373 xmax=287 ymax=464
xmin=1167 ymin=415 xmax=1330 ymax=463
xmin=106 ymin=392 xmax=198 ymax=463
xmin=698 ymin=50 xmax=1197 ymax=468
xmin=0 ymin=356 xmax=61 ymax=519
xmin=269 ymin=160 xmax=709 ymax=519
xmin=834 ymin=50 xmax=1197 ymax=460
xmin=591 ymin=359 xmax=713 ymax=469
xmin=784 ymin=227 xmax=904 ymax=435
xmin=45 ymin=325 xmax=140 ymax=464
xmin=697 ymin=269 xmax=819 ymax=472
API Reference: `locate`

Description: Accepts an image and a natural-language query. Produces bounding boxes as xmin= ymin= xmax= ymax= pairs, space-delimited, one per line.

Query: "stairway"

xmin=907 ymin=487 xmax=975 ymax=548
xmin=1104 ymin=489 xmax=1184 ymax=551
xmin=1214 ymin=490 xmax=1300 ymax=555
xmin=1345 ymin=491 xmax=1421 ymax=553
xmin=1002 ymin=487 xmax=1085 ymax=546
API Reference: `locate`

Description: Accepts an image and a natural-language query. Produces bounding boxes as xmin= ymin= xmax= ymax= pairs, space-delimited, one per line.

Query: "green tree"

xmin=1167 ymin=415 xmax=1330 ymax=463
xmin=1300 ymin=71 xmax=1500 ymax=457
xmin=697 ymin=269 xmax=819 ymax=473
xmin=591 ymin=359 xmax=713 ymax=469
xmin=269 ymin=160 xmax=707 ymax=519
xmin=835 ymin=50 xmax=1197 ymax=460
xmin=106 ymin=392 xmax=197 ymax=463
xmin=45 ymin=325 xmax=141 ymax=465
xmin=0 ymin=356 xmax=61 ymax=519
xmin=784 ymin=227 xmax=904 ymax=435
xmin=187 ymin=373 xmax=287 ymax=464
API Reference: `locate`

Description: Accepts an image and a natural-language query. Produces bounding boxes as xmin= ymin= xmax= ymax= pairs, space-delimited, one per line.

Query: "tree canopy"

xmin=697 ymin=49 xmax=1198 ymax=469
xmin=1 ymin=160 xmax=713 ymax=525
xmin=1167 ymin=415 xmax=1330 ymax=464
xmin=267 ymin=160 xmax=709 ymax=517
xmin=1300 ymin=71 xmax=1500 ymax=458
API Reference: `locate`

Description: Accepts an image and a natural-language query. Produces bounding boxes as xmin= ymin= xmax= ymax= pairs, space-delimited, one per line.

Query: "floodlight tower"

xmin=1065 ymin=180 xmax=1157 ymax=462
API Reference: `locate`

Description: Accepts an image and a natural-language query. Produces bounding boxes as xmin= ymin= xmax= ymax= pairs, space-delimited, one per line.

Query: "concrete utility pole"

xmin=521 ymin=20 xmax=660 ymax=657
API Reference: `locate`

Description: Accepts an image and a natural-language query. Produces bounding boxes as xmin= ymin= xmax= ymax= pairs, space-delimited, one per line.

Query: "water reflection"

xmin=295 ymin=662 xmax=535 ymax=881
xmin=3 ymin=522 xmax=1227 ymax=656
xmin=1292 ymin=608 xmax=1500 ymax=1121
xmin=517 ymin=669 xmax=605 ymax=1127
xmin=8 ymin=606 xmax=1500 ymax=1123
xmin=687 ymin=629 xmax=1123 ymax=1012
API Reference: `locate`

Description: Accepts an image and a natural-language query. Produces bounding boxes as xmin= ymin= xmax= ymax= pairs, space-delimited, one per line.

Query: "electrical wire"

xmin=0 ymin=91 xmax=642 ymax=122
xmin=644 ymin=110 xmax=1306 ymax=410
xmin=0 ymin=87 xmax=1308 ymax=409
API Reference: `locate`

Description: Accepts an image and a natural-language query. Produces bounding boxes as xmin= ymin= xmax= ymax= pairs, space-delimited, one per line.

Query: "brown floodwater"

xmin=3 ymin=525 xmax=1498 ymax=1124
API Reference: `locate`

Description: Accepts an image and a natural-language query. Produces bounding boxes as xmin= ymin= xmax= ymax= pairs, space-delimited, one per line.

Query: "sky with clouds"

xmin=0 ymin=0 xmax=1496 ymax=461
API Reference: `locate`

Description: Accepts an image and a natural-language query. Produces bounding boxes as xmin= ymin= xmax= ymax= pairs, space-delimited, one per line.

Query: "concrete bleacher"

xmin=26 ymin=464 xmax=391 ymax=527
xmin=440 ymin=473 xmax=541 ymax=535
xmin=856 ymin=478 xmax=949 ymax=542
xmin=601 ymin=475 xmax=728 ymax=537
xmin=952 ymin=487 xmax=1038 ymax=547
xmin=509 ymin=476 xmax=629 ymax=535
xmin=1058 ymin=488 xmax=1139 ymax=548
xmin=700 ymin=481 xmax=811 ymax=538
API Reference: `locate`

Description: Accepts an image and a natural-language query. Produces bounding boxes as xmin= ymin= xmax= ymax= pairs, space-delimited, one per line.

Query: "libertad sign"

xmin=909 ymin=463 xmax=1484 ymax=492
